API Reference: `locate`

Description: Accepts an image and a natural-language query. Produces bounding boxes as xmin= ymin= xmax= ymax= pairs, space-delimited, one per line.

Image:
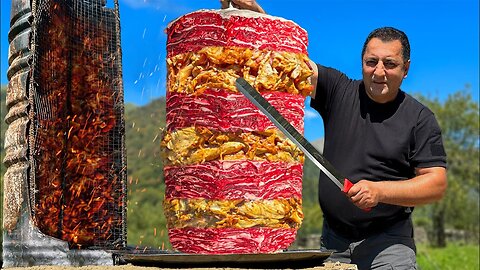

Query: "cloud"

xmin=304 ymin=108 xmax=320 ymax=120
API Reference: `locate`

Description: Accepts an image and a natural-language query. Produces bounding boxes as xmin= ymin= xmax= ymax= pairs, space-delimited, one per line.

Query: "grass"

xmin=417 ymin=243 xmax=479 ymax=270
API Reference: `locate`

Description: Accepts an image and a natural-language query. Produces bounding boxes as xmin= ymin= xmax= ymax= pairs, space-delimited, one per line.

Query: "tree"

xmin=417 ymin=86 xmax=480 ymax=247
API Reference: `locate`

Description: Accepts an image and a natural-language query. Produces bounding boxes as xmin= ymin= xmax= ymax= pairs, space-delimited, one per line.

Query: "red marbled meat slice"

xmin=166 ymin=89 xmax=305 ymax=133
xmin=164 ymin=160 xmax=302 ymax=200
xmin=168 ymin=227 xmax=297 ymax=254
xmin=167 ymin=10 xmax=308 ymax=57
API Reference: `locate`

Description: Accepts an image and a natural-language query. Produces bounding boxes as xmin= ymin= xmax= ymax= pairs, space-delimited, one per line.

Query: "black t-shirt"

xmin=310 ymin=64 xmax=447 ymax=239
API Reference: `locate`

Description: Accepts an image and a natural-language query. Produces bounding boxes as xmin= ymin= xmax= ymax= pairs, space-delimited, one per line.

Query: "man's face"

xmin=362 ymin=38 xmax=410 ymax=103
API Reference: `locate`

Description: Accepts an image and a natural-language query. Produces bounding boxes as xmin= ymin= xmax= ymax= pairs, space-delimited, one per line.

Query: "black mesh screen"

xmin=29 ymin=0 xmax=126 ymax=248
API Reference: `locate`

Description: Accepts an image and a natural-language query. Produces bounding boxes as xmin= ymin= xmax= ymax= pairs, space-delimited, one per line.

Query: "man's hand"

xmin=346 ymin=180 xmax=381 ymax=210
xmin=220 ymin=0 xmax=230 ymax=9
xmin=220 ymin=0 xmax=266 ymax=14
xmin=345 ymin=166 xmax=447 ymax=210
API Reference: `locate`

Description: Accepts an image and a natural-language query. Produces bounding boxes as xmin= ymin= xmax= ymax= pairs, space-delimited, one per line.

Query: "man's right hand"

xmin=220 ymin=0 xmax=266 ymax=14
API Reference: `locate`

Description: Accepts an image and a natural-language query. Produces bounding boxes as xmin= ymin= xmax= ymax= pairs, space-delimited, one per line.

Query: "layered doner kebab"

xmin=161 ymin=7 xmax=314 ymax=254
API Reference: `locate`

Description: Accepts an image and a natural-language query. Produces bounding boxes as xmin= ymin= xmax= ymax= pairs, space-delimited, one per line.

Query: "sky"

xmin=1 ymin=0 xmax=479 ymax=141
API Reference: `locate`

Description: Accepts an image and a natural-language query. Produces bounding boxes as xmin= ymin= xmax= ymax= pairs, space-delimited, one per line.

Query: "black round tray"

xmin=115 ymin=249 xmax=332 ymax=268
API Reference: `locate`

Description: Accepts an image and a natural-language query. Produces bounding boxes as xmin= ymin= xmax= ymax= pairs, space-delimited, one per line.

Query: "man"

xmin=222 ymin=1 xmax=448 ymax=269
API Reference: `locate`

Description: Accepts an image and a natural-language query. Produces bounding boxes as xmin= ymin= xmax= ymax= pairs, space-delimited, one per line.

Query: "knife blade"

xmin=235 ymin=77 xmax=354 ymax=193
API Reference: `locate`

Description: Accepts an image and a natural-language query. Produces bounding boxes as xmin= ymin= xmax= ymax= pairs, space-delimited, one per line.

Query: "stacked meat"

xmin=162 ymin=8 xmax=314 ymax=254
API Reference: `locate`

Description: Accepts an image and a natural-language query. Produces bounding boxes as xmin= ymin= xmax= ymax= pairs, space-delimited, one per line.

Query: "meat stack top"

xmin=162 ymin=8 xmax=314 ymax=254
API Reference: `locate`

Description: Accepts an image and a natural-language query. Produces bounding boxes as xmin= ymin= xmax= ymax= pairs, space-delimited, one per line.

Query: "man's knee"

xmin=355 ymin=243 xmax=417 ymax=270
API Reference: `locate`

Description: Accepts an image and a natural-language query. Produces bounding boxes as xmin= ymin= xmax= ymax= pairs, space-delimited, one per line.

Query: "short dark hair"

xmin=361 ymin=27 xmax=410 ymax=63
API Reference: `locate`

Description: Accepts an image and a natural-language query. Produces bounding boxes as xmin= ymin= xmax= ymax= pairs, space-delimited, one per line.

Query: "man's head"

xmin=362 ymin=27 xmax=410 ymax=63
xmin=361 ymin=27 xmax=411 ymax=103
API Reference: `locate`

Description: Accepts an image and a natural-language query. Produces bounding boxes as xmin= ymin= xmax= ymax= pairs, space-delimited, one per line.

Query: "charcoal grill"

xmin=3 ymin=0 xmax=126 ymax=266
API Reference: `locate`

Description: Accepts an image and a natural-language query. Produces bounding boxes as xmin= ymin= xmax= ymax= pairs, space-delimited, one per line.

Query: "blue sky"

xmin=1 ymin=0 xmax=479 ymax=141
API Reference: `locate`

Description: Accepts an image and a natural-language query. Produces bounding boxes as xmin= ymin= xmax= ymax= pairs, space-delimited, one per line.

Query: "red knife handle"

xmin=342 ymin=178 xmax=354 ymax=193
xmin=342 ymin=178 xmax=371 ymax=212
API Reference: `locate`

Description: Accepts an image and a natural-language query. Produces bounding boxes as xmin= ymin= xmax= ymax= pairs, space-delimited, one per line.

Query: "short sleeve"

xmin=410 ymin=109 xmax=447 ymax=168
xmin=310 ymin=64 xmax=352 ymax=119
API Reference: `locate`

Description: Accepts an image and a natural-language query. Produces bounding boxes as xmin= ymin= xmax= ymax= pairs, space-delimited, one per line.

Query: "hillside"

xmin=124 ymin=98 xmax=169 ymax=248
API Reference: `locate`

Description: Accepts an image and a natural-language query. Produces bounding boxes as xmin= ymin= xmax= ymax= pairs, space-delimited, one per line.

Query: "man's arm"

xmin=309 ymin=60 xmax=318 ymax=99
xmin=347 ymin=167 xmax=447 ymax=209
xmin=220 ymin=0 xmax=266 ymax=14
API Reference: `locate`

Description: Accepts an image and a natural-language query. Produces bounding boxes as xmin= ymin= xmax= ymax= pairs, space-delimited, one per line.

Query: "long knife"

xmin=235 ymin=77 xmax=354 ymax=193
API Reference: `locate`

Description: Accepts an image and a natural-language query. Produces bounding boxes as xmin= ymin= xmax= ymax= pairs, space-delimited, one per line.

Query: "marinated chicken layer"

xmin=167 ymin=47 xmax=314 ymax=96
xmin=161 ymin=126 xmax=304 ymax=165
xmin=164 ymin=198 xmax=303 ymax=229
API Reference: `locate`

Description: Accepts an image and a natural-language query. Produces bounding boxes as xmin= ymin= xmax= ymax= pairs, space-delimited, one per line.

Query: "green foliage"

xmin=415 ymin=87 xmax=480 ymax=246
xmin=124 ymin=97 xmax=169 ymax=247
xmin=417 ymin=244 xmax=480 ymax=270
xmin=127 ymin=188 xmax=171 ymax=249
xmin=302 ymin=158 xmax=321 ymax=204
xmin=296 ymin=157 xmax=323 ymax=241
xmin=297 ymin=201 xmax=323 ymax=237
xmin=125 ymin=98 xmax=166 ymax=188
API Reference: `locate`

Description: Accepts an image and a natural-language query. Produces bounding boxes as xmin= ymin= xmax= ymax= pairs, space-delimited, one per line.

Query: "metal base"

xmin=2 ymin=212 xmax=115 ymax=267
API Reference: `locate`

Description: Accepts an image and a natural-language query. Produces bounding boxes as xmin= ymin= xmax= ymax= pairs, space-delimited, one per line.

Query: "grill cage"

xmin=29 ymin=0 xmax=126 ymax=248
